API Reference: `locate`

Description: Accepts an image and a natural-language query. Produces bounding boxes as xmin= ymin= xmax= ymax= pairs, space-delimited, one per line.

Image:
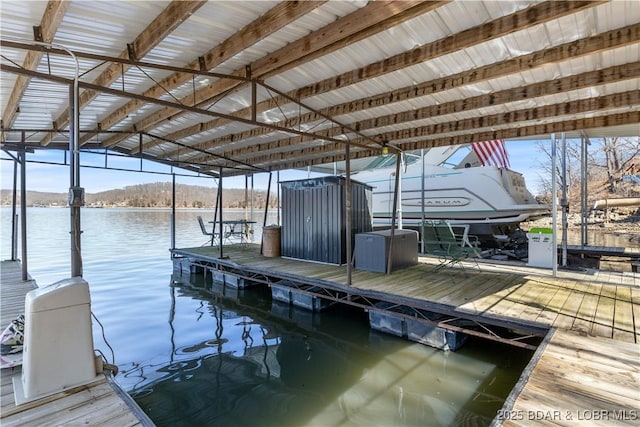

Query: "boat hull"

xmin=355 ymin=161 xmax=550 ymax=226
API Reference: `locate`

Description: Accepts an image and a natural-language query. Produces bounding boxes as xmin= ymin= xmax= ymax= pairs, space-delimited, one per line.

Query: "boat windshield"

xmin=361 ymin=145 xmax=480 ymax=171
xmin=364 ymin=153 xmax=421 ymax=170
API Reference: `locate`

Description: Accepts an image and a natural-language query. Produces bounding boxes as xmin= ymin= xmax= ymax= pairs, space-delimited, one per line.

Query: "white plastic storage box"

xmin=19 ymin=277 xmax=97 ymax=401
xmin=526 ymin=227 xmax=555 ymax=268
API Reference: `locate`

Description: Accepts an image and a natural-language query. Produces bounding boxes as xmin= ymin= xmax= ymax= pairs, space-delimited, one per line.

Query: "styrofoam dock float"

xmin=368 ymin=302 xmax=467 ymax=351
xmin=271 ymin=283 xmax=335 ymax=312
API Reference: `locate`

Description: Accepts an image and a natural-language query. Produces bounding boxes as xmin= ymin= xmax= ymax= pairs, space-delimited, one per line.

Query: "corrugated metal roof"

xmin=1 ymin=0 xmax=638 ymax=177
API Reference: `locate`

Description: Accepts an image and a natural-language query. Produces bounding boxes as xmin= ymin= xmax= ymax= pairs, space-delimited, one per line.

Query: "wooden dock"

xmin=173 ymin=245 xmax=639 ymax=343
xmin=498 ymin=329 xmax=640 ymax=426
xmin=0 ymin=261 xmax=152 ymax=427
xmin=564 ymin=245 xmax=640 ymax=272
xmin=173 ymin=244 xmax=640 ymax=425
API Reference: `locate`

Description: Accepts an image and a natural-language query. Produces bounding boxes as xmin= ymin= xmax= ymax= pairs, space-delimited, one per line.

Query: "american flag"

xmin=471 ymin=139 xmax=510 ymax=168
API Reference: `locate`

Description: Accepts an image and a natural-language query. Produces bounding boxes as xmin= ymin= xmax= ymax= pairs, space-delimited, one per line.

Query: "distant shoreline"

xmin=0 ymin=205 xmax=274 ymax=211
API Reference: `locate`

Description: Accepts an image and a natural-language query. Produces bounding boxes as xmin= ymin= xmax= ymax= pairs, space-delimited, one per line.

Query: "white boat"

xmin=352 ymin=145 xmax=550 ymax=228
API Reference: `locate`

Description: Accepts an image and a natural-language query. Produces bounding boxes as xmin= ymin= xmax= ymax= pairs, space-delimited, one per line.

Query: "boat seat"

xmin=421 ymin=220 xmax=480 ymax=275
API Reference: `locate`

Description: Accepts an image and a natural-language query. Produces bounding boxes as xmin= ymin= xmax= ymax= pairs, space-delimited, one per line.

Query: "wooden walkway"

xmin=499 ymin=329 xmax=640 ymax=427
xmin=0 ymin=261 xmax=152 ymax=427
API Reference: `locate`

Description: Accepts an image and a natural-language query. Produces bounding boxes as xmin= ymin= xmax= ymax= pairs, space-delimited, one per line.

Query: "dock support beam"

xmin=560 ymin=133 xmax=568 ymax=267
xmin=580 ymin=133 xmax=590 ymax=246
xmin=345 ymin=141 xmax=352 ymax=286
xmin=11 ymin=151 xmax=18 ymax=261
xmin=19 ymin=147 xmax=28 ymax=281
xmin=260 ymin=172 xmax=272 ymax=255
xmin=551 ymin=133 xmax=558 ymax=277
xmin=217 ymin=167 xmax=225 ymax=259
xmin=68 ymin=63 xmax=83 ymax=278
xmin=171 ymin=173 xmax=176 ymax=251
xmin=386 ymin=151 xmax=402 ymax=275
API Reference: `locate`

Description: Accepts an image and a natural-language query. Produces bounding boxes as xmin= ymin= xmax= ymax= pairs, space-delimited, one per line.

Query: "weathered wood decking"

xmin=500 ymin=329 xmax=640 ymax=427
xmin=0 ymin=261 xmax=151 ymax=427
xmin=174 ymin=244 xmax=640 ymax=426
xmin=174 ymin=244 xmax=639 ymax=343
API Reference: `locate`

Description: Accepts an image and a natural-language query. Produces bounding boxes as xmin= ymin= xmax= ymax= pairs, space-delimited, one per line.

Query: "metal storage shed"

xmin=280 ymin=176 xmax=372 ymax=265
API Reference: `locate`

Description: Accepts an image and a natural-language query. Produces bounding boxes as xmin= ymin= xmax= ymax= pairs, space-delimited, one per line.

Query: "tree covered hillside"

xmin=0 ymin=182 xmax=277 ymax=209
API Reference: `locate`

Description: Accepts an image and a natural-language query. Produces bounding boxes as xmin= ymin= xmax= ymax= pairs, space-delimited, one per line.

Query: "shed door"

xmin=303 ymin=188 xmax=314 ymax=261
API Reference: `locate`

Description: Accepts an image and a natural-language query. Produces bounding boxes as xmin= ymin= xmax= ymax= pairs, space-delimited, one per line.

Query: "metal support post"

xmin=261 ymin=172 xmax=273 ymax=255
xmin=345 ymin=142 xmax=352 ymax=286
xmin=69 ymin=82 xmax=83 ymax=277
xmin=551 ymin=134 xmax=558 ymax=277
xmin=217 ymin=168 xmax=226 ymax=259
xmin=20 ymin=150 xmax=27 ymax=280
xmin=11 ymin=157 xmax=18 ymax=260
xmin=581 ymin=134 xmax=590 ymax=246
xmin=561 ymin=133 xmax=568 ymax=267
xmin=387 ymin=151 xmax=402 ymax=275
xmin=420 ymin=148 xmax=425 ymax=254
xmin=171 ymin=173 xmax=176 ymax=251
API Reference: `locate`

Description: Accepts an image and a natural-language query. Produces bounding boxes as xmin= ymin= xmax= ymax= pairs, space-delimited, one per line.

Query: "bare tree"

xmin=588 ymin=137 xmax=640 ymax=194
xmin=533 ymin=139 xmax=582 ymax=200
xmin=534 ymin=136 xmax=639 ymax=206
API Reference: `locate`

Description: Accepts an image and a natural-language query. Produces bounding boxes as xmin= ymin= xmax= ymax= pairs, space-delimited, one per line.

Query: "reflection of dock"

xmin=0 ymin=261 xmax=151 ymax=426
xmin=173 ymin=244 xmax=640 ymax=426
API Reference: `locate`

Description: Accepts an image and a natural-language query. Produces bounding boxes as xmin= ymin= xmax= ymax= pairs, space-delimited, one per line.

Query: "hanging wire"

xmin=91 ymin=311 xmax=116 ymax=364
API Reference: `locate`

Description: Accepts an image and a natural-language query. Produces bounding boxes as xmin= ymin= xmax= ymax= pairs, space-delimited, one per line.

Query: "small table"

xmin=211 ymin=219 xmax=256 ymax=246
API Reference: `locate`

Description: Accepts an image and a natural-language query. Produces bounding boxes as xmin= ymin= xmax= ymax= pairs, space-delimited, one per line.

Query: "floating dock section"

xmin=173 ymin=244 xmax=640 ymax=425
xmin=271 ymin=282 xmax=335 ymax=312
xmin=369 ymin=302 xmax=466 ymax=351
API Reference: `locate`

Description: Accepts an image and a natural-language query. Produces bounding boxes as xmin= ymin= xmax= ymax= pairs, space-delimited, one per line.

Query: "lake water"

xmin=2 ymin=207 xmax=538 ymax=426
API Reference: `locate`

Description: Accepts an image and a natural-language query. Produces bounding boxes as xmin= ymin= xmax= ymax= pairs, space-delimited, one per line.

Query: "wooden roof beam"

xmin=1 ymin=62 xmax=374 ymax=152
xmin=157 ymin=0 xmax=605 ymax=158
xmin=2 ymin=0 xmax=69 ymax=130
xmin=41 ymin=0 xmax=207 ymax=146
xmin=91 ymin=1 xmax=325 ymax=146
xmin=182 ymin=60 xmax=640 ymax=163
xmin=104 ymin=1 xmax=445 ymax=150
xmin=208 ymin=90 xmax=639 ymax=166
xmin=186 ymin=21 xmax=640 ymax=165
xmin=243 ymin=111 xmax=640 ymax=173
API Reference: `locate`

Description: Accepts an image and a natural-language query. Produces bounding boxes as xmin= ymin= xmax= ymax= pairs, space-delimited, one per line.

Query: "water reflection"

xmin=129 ymin=275 xmax=532 ymax=427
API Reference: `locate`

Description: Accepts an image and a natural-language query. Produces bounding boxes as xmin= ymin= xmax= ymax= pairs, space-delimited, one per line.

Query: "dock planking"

xmin=0 ymin=261 xmax=151 ymax=427
xmin=174 ymin=245 xmax=640 ymax=426
xmin=500 ymin=329 xmax=640 ymax=427
xmin=174 ymin=244 xmax=640 ymax=343
xmin=177 ymin=244 xmax=640 ymax=426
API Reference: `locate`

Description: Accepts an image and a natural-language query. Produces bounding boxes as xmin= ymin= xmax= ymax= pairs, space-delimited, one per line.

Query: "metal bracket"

xmin=32 ymin=26 xmax=43 ymax=42
xmin=126 ymin=43 xmax=137 ymax=61
xmin=68 ymin=186 xmax=85 ymax=207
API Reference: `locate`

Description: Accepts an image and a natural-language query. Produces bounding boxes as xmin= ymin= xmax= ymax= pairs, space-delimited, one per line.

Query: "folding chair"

xmin=197 ymin=216 xmax=218 ymax=246
xmin=422 ymin=220 xmax=480 ymax=274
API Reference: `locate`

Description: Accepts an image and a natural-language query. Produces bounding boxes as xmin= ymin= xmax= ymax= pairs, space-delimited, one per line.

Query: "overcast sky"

xmin=0 ymin=140 xmax=550 ymax=195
